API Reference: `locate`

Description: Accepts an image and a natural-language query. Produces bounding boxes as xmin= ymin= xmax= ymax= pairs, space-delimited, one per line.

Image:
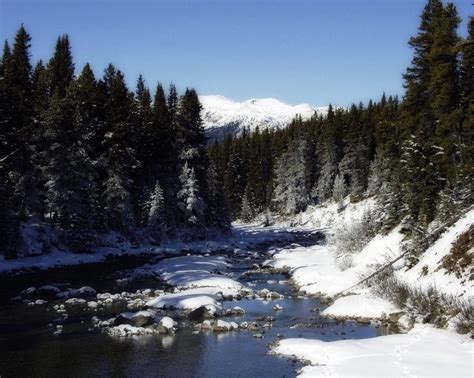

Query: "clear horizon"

xmin=1 ymin=0 xmax=472 ymax=107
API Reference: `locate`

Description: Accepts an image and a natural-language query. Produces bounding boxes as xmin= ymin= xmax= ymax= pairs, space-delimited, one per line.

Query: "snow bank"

xmin=322 ymin=293 xmax=399 ymax=319
xmin=266 ymin=244 xmax=358 ymax=296
xmin=274 ymin=324 xmax=473 ymax=377
xmin=266 ymin=210 xmax=404 ymax=319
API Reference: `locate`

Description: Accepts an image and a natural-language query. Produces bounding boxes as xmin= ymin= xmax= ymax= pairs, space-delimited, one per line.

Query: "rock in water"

xmin=187 ymin=306 xmax=213 ymax=322
xmin=158 ymin=317 xmax=178 ymax=334
xmin=131 ymin=310 xmax=156 ymax=327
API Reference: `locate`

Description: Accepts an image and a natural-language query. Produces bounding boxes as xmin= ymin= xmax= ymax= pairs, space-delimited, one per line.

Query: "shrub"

xmin=440 ymin=225 xmax=474 ymax=280
xmin=329 ymin=209 xmax=379 ymax=269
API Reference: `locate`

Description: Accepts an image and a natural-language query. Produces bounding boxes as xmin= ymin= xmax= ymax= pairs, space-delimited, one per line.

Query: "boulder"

xmin=231 ymin=306 xmax=245 ymax=315
xmin=388 ymin=311 xmax=405 ymax=324
xmin=131 ymin=310 xmax=156 ymax=327
xmin=187 ymin=306 xmax=215 ymax=322
xmin=157 ymin=317 xmax=178 ymax=334
xmin=38 ymin=285 xmax=61 ymax=297
xmin=212 ymin=319 xmax=233 ymax=332
xmin=201 ymin=320 xmax=213 ymax=330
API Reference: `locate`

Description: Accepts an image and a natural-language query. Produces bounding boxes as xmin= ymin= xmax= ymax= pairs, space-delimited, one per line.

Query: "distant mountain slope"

xmin=200 ymin=95 xmax=328 ymax=142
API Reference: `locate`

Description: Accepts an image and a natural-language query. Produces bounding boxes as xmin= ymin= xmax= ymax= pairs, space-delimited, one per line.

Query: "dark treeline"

xmin=209 ymin=1 xmax=473 ymax=261
xmin=0 ymin=28 xmax=230 ymax=259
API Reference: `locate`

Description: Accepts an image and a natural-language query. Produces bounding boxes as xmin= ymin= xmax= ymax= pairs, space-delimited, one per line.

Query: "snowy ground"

xmin=274 ymin=324 xmax=473 ymax=377
xmin=266 ymin=201 xmax=473 ymax=320
xmin=395 ymin=209 xmax=474 ymax=298
xmin=264 ymin=241 xmax=400 ymax=320
xmin=265 ymin=201 xmax=473 ymax=377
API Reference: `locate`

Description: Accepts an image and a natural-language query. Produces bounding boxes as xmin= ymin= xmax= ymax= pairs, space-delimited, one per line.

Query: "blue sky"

xmin=1 ymin=0 xmax=472 ymax=107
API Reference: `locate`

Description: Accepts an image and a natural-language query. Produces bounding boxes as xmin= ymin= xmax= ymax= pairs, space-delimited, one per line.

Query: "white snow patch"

xmin=274 ymin=324 xmax=473 ymax=377
xmin=322 ymin=294 xmax=399 ymax=319
xmin=146 ymin=287 xmax=225 ymax=311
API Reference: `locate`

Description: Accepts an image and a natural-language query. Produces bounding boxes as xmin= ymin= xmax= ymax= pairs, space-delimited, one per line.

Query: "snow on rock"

xmin=158 ymin=317 xmax=178 ymax=334
xmin=212 ymin=319 xmax=234 ymax=332
xmin=104 ymin=324 xmax=157 ymax=337
xmin=274 ymin=324 xmax=473 ymax=377
xmin=395 ymin=209 xmax=474 ymax=298
xmin=200 ymin=95 xmax=327 ymax=142
xmin=133 ymin=255 xmax=243 ymax=293
xmin=57 ymin=286 xmax=96 ymax=299
xmin=146 ymin=287 xmax=224 ymax=311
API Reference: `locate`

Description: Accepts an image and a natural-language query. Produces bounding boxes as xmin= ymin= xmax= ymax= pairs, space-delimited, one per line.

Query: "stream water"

xmin=0 ymin=230 xmax=389 ymax=378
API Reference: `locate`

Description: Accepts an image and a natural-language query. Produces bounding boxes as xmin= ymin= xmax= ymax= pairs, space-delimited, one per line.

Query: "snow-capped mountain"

xmin=200 ymin=95 xmax=328 ymax=142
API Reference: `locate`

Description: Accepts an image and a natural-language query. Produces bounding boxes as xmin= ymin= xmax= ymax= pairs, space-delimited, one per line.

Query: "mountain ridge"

xmin=200 ymin=95 xmax=328 ymax=142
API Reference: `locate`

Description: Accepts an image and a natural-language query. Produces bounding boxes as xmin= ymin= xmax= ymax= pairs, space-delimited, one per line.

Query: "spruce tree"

xmin=101 ymin=64 xmax=138 ymax=235
xmin=272 ymin=140 xmax=309 ymax=215
xmin=153 ymin=83 xmax=178 ymax=231
xmin=177 ymin=162 xmax=206 ymax=238
xmin=147 ymin=180 xmax=166 ymax=243
xmin=47 ymin=35 xmax=74 ymax=97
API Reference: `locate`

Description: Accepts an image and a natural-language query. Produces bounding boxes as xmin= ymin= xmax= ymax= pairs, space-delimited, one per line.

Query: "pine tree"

xmin=101 ymin=64 xmax=138 ymax=235
xmin=366 ymin=152 xmax=386 ymax=196
xmin=147 ymin=180 xmax=166 ymax=243
xmin=153 ymin=83 xmax=178 ymax=231
xmin=272 ymin=140 xmax=309 ymax=215
xmin=42 ymin=86 xmax=96 ymax=251
xmin=332 ymin=173 xmax=347 ymax=210
xmin=223 ymin=143 xmax=245 ymax=217
xmin=314 ymin=105 xmax=338 ymax=203
xmin=176 ymin=88 xmax=214 ymax=232
xmin=206 ymin=164 xmax=231 ymax=231
xmin=6 ymin=26 xmax=36 ymax=219
xmin=240 ymin=189 xmax=255 ymax=222
xmin=133 ymin=74 xmax=153 ymax=225
xmin=177 ymin=162 xmax=206 ymax=238
xmin=47 ymin=35 xmax=74 ymax=97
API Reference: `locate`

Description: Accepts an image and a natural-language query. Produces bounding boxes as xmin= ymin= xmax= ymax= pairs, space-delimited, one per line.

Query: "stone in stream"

xmin=65 ymin=298 xmax=87 ymax=307
xmin=212 ymin=320 xmax=234 ymax=332
xmin=231 ymin=306 xmax=245 ymax=315
xmin=273 ymin=304 xmax=283 ymax=311
xmin=57 ymin=286 xmax=97 ymax=299
xmin=21 ymin=287 xmax=37 ymax=296
xmin=131 ymin=310 xmax=157 ymax=327
xmin=157 ymin=317 xmax=178 ymax=334
xmin=187 ymin=306 xmax=215 ymax=321
xmin=37 ymin=285 xmax=61 ymax=297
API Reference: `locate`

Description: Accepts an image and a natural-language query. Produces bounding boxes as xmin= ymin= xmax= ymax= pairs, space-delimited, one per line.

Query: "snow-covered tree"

xmin=206 ymin=164 xmax=231 ymax=231
xmin=177 ymin=162 xmax=206 ymax=237
xmin=366 ymin=153 xmax=386 ymax=196
xmin=104 ymin=173 xmax=136 ymax=235
xmin=240 ymin=190 xmax=255 ymax=222
xmin=314 ymin=146 xmax=337 ymax=203
xmin=332 ymin=173 xmax=347 ymax=210
xmin=147 ymin=180 xmax=166 ymax=243
xmin=272 ymin=140 xmax=309 ymax=215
